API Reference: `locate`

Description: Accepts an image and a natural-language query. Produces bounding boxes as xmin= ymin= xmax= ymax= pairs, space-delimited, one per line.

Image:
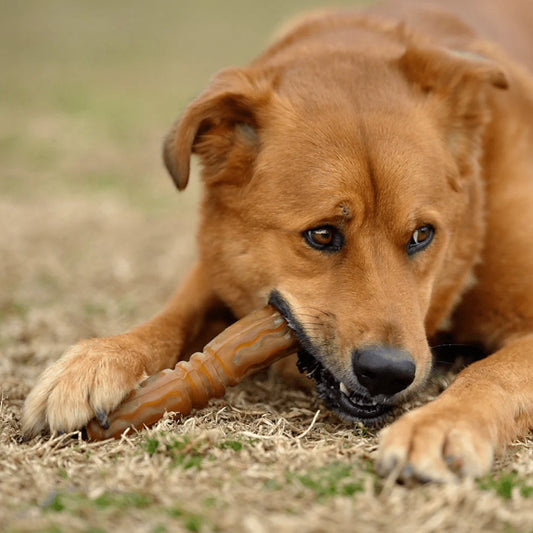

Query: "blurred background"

xmin=0 ymin=1 xmax=366 ymax=377
xmin=2 ymin=1 xmax=366 ymax=208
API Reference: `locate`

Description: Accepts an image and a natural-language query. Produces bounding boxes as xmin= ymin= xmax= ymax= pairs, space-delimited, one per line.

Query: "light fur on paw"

xmin=375 ymin=401 xmax=495 ymax=483
xmin=22 ymin=337 xmax=149 ymax=437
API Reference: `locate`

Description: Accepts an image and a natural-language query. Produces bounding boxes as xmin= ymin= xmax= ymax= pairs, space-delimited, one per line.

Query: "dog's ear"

xmin=399 ymin=45 xmax=508 ymax=95
xmin=399 ymin=44 xmax=508 ymax=171
xmin=163 ymin=68 xmax=271 ymax=190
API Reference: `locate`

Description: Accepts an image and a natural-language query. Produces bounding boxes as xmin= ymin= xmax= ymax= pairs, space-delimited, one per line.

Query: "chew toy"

xmin=85 ymin=305 xmax=297 ymax=440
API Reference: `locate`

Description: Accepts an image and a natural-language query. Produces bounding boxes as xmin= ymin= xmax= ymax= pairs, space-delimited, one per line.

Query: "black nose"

xmin=352 ymin=346 xmax=416 ymax=397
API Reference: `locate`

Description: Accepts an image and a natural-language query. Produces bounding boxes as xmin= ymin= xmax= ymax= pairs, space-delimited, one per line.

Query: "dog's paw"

xmin=375 ymin=402 xmax=495 ymax=483
xmin=22 ymin=337 xmax=150 ymax=438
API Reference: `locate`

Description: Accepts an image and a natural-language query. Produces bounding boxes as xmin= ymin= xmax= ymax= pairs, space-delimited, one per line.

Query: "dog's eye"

xmin=407 ymin=224 xmax=435 ymax=255
xmin=304 ymin=226 xmax=344 ymax=252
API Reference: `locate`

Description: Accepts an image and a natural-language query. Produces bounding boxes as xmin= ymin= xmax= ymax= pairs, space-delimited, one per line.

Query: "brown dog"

xmin=23 ymin=0 xmax=533 ymax=482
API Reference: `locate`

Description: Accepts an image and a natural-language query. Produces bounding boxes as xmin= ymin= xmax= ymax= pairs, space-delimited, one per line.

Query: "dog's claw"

xmin=375 ymin=452 xmax=407 ymax=480
xmin=96 ymin=409 xmax=110 ymax=429
xmin=445 ymin=455 xmax=464 ymax=474
xmin=19 ymin=433 xmax=32 ymax=444
xmin=376 ymin=456 xmax=396 ymax=477
xmin=401 ymin=464 xmax=414 ymax=480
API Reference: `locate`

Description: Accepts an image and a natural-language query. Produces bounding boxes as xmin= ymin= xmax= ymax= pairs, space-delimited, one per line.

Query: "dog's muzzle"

xmin=297 ymin=348 xmax=394 ymax=425
xmin=269 ymin=290 xmax=415 ymax=426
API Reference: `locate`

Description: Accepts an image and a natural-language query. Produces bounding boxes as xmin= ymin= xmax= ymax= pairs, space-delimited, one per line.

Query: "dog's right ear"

xmin=163 ymin=68 xmax=272 ymax=191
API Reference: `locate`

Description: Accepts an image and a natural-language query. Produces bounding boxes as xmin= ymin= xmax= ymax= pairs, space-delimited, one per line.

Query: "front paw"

xmin=23 ymin=336 xmax=149 ymax=438
xmin=375 ymin=401 xmax=495 ymax=483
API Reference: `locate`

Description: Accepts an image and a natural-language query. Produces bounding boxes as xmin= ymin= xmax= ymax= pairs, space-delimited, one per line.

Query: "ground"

xmin=1 ymin=2 xmax=533 ymax=532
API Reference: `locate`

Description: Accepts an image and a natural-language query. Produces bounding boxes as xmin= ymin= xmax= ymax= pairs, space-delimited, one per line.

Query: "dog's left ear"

xmin=163 ymin=68 xmax=272 ymax=191
xmin=399 ymin=45 xmax=508 ymax=94
xmin=399 ymin=44 xmax=508 ymax=167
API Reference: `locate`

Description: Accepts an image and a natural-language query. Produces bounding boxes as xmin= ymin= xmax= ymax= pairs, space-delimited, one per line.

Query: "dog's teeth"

xmin=340 ymin=382 xmax=350 ymax=396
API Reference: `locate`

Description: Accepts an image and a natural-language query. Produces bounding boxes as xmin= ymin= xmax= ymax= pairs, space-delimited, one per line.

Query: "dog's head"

xmin=163 ymin=32 xmax=507 ymax=424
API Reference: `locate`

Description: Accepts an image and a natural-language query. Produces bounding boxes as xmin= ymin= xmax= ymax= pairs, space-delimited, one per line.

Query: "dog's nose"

xmin=352 ymin=346 xmax=416 ymax=397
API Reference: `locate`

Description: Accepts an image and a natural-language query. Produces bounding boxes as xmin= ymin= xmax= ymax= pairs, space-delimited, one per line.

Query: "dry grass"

xmin=1 ymin=2 xmax=533 ymax=532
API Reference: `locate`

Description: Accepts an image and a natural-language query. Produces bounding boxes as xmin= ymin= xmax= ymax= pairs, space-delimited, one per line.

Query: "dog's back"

xmin=368 ymin=0 xmax=533 ymax=70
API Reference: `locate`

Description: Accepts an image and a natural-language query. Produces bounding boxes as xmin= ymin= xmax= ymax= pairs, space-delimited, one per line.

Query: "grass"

xmin=41 ymin=491 xmax=153 ymax=513
xmin=287 ymin=461 xmax=367 ymax=499
xmin=37 ymin=490 xmax=210 ymax=532
xmin=141 ymin=434 xmax=208 ymax=470
xmin=478 ymin=473 xmax=533 ymax=500
xmin=141 ymin=433 xmax=251 ymax=470
xmin=1 ymin=1 xmax=533 ymax=533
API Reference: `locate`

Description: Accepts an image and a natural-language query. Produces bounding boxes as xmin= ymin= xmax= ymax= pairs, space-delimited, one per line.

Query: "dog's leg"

xmin=376 ymin=335 xmax=533 ymax=482
xmin=22 ymin=262 xmax=227 ymax=437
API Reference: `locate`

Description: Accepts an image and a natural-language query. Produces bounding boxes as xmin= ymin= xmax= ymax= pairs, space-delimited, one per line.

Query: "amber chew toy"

xmin=85 ymin=305 xmax=298 ymax=440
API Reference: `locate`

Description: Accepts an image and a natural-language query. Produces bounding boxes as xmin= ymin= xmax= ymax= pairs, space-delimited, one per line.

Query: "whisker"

xmin=291 ymin=306 xmax=336 ymax=318
xmin=430 ymin=343 xmax=477 ymax=350
xmin=295 ymin=314 xmax=327 ymax=321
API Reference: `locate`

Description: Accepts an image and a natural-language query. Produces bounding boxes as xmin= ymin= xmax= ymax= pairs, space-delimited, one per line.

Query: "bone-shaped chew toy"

xmin=85 ymin=305 xmax=298 ymax=440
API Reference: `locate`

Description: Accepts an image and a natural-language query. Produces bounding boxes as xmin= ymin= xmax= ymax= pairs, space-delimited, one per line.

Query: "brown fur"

xmin=23 ymin=0 xmax=533 ymax=482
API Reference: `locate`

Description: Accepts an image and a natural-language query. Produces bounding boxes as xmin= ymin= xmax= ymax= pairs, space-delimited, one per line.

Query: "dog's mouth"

xmin=296 ymin=348 xmax=392 ymax=425
xmin=269 ymin=290 xmax=393 ymax=426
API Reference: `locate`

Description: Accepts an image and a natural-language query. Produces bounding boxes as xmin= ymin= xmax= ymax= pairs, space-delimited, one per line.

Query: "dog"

xmin=23 ymin=0 xmax=533 ymax=482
